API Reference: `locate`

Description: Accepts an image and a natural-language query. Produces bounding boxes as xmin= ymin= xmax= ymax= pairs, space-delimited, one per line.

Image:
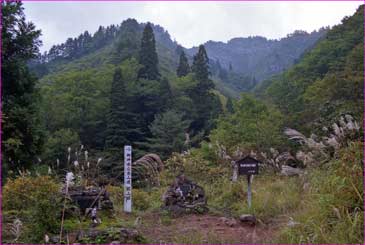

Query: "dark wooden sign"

xmin=236 ymin=156 xmax=260 ymax=175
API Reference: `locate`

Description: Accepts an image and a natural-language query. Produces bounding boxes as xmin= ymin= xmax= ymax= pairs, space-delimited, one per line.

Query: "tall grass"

xmin=203 ymin=174 xmax=302 ymax=220
xmin=276 ymin=141 xmax=364 ymax=243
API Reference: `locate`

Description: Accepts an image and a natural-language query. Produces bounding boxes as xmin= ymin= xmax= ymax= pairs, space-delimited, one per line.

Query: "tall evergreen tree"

xmin=176 ymin=51 xmax=190 ymax=77
xmin=2 ymin=1 xmax=43 ymax=173
xmin=105 ymin=68 xmax=130 ymax=148
xmin=144 ymin=110 xmax=190 ymax=159
xmin=192 ymin=45 xmax=210 ymax=82
xmin=226 ymin=97 xmax=234 ymax=114
xmin=189 ymin=45 xmax=221 ymax=133
xmin=137 ymin=23 xmax=160 ymax=80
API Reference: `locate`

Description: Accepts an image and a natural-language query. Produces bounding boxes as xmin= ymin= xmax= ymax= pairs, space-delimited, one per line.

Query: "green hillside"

xmin=256 ymin=6 xmax=364 ymax=132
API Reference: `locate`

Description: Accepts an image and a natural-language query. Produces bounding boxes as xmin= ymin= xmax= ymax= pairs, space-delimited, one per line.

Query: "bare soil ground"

xmin=139 ymin=213 xmax=280 ymax=244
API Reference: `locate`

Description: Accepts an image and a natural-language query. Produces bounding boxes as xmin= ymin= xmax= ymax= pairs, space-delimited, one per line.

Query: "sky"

xmin=23 ymin=1 xmax=362 ymax=53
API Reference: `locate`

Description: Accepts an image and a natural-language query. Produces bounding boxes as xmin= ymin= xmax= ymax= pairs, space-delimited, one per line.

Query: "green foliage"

xmin=261 ymin=6 xmax=364 ymax=131
xmin=210 ymin=94 xmax=285 ymax=152
xmin=192 ymin=45 xmax=210 ymax=82
xmin=3 ymin=176 xmax=62 ymax=242
xmin=144 ymin=110 xmax=190 ymax=159
xmin=277 ymin=141 xmax=364 ymax=244
xmin=225 ymin=97 xmax=234 ymax=114
xmin=42 ymin=128 xmax=80 ymax=167
xmin=106 ymin=185 xmax=154 ymax=212
xmin=40 ymin=65 xmax=114 ymax=148
xmin=205 ymin=175 xmax=301 ymax=219
xmin=163 ymin=151 xmax=228 ymax=184
xmin=138 ymin=23 xmax=160 ymax=80
xmin=1 ymin=1 xmax=43 ymax=173
xmin=182 ymin=45 xmax=223 ymax=134
xmin=176 ymin=51 xmax=190 ymax=77
xmin=105 ymin=67 xmax=130 ymax=148
xmin=133 ymin=189 xmax=151 ymax=211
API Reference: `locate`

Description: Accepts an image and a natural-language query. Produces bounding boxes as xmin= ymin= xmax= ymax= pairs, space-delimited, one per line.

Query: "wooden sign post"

xmin=236 ymin=156 xmax=260 ymax=209
xmin=124 ymin=145 xmax=132 ymax=213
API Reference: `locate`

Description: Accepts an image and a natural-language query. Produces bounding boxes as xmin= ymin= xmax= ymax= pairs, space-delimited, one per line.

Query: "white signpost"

xmin=124 ymin=145 xmax=132 ymax=213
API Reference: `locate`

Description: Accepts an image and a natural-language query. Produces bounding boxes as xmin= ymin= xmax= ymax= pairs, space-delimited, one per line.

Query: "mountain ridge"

xmin=31 ymin=18 xmax=327 ymax=95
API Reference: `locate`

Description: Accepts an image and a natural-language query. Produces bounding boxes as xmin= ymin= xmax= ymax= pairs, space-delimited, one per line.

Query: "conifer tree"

xmin=2 ymin=1 xmax=43 ymax=172
xmin=144 ymin=110 xmax=190 ymax=159
xmin=192 ymin=45 xmax=210 ymax=82
xmin=176 ymin=51 xmax=190 ymax=77
xmin=189 ymin=45 xmax=221 ymax=133
xmin=105 ymin=67 xmax=129 ymax=148
xmin=226 ymin=97 xmax=234 ymax=114
xmin=137 ymin=23 xmax=160 ymax=80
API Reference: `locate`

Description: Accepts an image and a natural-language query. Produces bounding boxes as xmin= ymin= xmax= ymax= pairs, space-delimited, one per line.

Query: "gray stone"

xmin=162 ymin=174 xmax=208 ymax=215
xmin=120 ymin=228 xmax=139 ymax=241
xmin=239 ymin=214 xmax=257 ymax=226
xmin=281 ymin=165 xmax=303 ymax=176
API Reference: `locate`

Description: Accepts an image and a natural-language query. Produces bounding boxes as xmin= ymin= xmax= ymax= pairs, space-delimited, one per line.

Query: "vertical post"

xmin=232 ymin=161 xmax=238 ymax=182
xmin=124 ymin=145 xmax=132 ymax=213
xmin=247 ymin=174 xmax=252 ymax=208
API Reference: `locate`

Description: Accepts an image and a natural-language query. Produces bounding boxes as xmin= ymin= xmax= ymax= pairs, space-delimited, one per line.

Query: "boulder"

xmin=120 ymin=228 xmax=140 ymax=241
xmin=281 ymin=165 xmax=304 ymax=176
xmin=162 ymin=174 xmax=208 ymax=215
xmin=239 ymin=214 xmax=257 ymax=226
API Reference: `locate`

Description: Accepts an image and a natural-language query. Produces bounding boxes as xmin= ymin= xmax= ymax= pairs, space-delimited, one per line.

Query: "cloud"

xmin=23 ymin=1 xmax=361 ymax=52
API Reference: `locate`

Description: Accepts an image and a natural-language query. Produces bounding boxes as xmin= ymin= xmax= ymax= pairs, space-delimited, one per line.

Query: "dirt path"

xmin=139 ymin=213 xmax=280 ymax=244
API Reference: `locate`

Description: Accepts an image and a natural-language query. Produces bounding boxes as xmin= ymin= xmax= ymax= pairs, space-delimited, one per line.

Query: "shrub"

xmin=106 ymin=185 xmax=152 ymax=211
xmin=42 ymin=128 xmax=80 ymax=168
xmin=164 ymin=152 xmax=228 ymax=184
xmin=133 ymin=189 xmax=151 ymax=211
xmin=3 ymin=176 xmax=62 ymax=242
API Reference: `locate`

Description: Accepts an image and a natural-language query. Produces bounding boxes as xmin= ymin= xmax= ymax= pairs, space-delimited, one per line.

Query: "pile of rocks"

xmin=162 ymin=174 xmax=208 ymax=215
xmin=66 ymin=186 xmax=113 ymax=214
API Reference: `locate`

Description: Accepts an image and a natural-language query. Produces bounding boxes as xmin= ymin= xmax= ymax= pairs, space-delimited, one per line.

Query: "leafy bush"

xmin=42 ymin=128 xmax=80 ymax=167
xmin=210 ymin=94 xmax=285 ymax=153
xmin=163 ymin=152 xmax=228 ymax=185
xmin=133 ymin=189 xmax=151 ymax=211
xmin=106 ymin=185 xmax=152 ymax=211
xmin=3 ymin=176 xmax=62 ymax=242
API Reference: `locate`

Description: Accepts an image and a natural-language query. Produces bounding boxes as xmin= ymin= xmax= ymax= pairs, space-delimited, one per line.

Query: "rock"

xmin=225 ymin=218 xmax=238 ymax=227
xmin=162 ymin=174 xmax=208 ymax=215
xmin=281 ymin=165 xmax=304 ymax=176
xmin=239 ymin=214 xmax=257 ymax=226
xmin=219 ymin=217 xmax=237 ymax=227
xmin=50 ymin=236 xmax=59 ymax=243
xmin=287 ymin=218 xmax=300 ymax=227
xmin=110 ymin=241 xmax=121 ymax=244
xmin=120 ymin=228 xmax=139 ymax=241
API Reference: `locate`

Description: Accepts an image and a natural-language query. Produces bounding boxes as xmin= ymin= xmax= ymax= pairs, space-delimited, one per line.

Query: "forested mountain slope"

xmin=31 ymin=19 xmax=326 ymax=95
xmin=256 ymin=5 xmax=364 ymax=132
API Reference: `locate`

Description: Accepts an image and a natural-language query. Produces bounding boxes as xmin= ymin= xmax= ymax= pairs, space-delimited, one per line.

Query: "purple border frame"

xmin=0 ymin=1 xmax=364 ymax=245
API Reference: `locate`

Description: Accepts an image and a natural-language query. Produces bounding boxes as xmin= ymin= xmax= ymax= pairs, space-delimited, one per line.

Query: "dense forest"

xmin=2 ymin=1 xmax=363 ymax=244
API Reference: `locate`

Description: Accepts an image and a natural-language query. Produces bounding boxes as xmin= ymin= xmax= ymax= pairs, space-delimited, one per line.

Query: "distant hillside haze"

xmin=186 ymin=29 xmax=327 ymax=81
xmin=31 ymin=18 xmax=327 ymax=94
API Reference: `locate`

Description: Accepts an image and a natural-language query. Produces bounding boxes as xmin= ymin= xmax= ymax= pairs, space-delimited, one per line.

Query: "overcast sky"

xmin=23 ymin=1 xmax=362 ymax=53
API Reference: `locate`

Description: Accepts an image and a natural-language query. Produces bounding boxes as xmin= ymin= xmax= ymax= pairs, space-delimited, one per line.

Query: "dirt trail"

xmin=139 ymin=213 xmax=280 ymax=244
